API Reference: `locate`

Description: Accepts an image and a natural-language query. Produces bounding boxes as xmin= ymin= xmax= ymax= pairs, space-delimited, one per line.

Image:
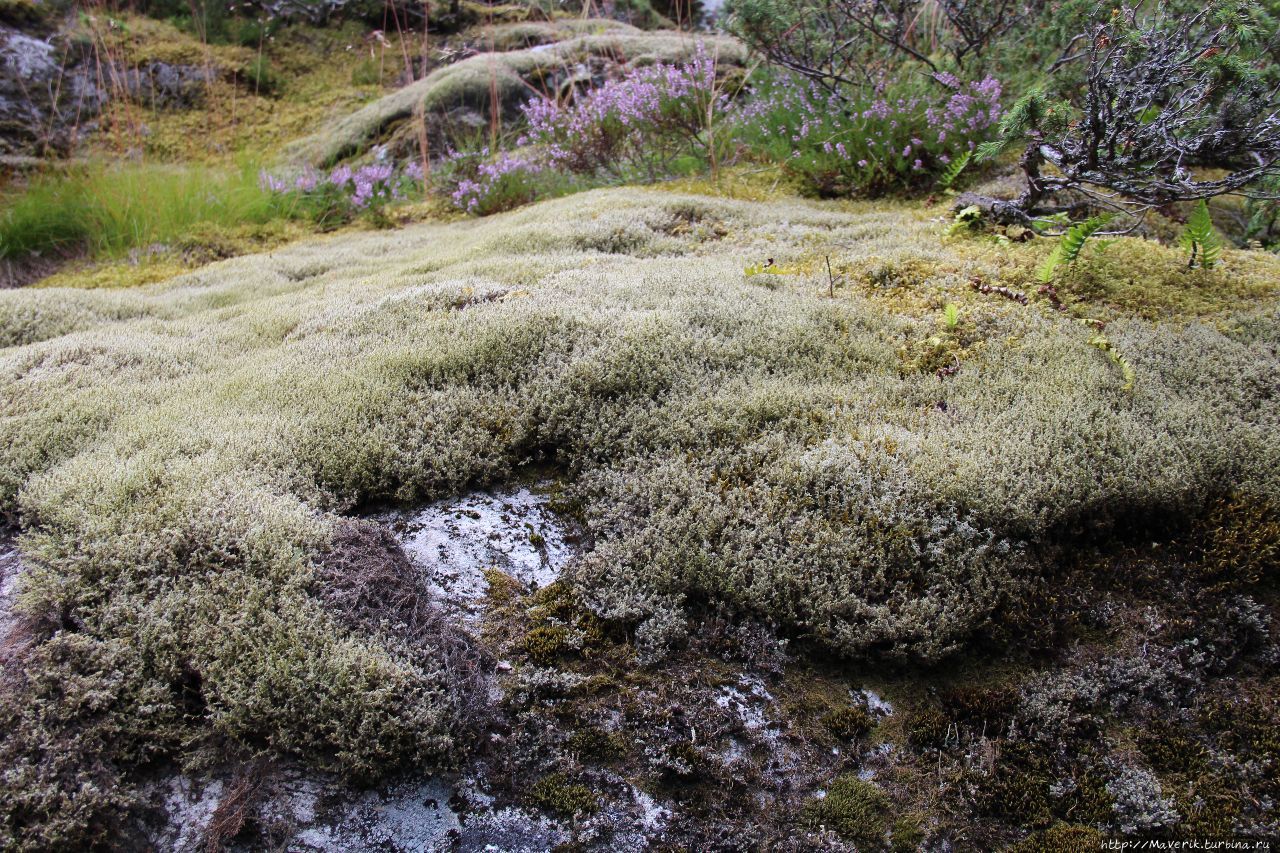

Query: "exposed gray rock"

xmin=0 ymin=25 xmax=105 ymax=156
xmin=374 ymin=483 xmax=579 ymax=623
xmin=137 ymin=765 xmax=463 ymax=853
xmin=0 ymin=534 xmax=23 ymax=643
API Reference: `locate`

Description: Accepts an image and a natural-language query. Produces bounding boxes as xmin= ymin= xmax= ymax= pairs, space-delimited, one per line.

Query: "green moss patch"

xmin=802 ymin=775 xmax=891 ymax=846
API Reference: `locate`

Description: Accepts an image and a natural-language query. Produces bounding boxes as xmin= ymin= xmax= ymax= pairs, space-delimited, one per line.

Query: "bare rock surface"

xmin=373 ymin=483 xmax=578 ymax=622
xmin=0 ymin=534 xmax=23 ymax=643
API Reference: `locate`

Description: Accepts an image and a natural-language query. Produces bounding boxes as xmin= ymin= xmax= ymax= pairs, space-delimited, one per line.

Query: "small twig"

xmin=825 ymin=255 xmax=835 ymax=298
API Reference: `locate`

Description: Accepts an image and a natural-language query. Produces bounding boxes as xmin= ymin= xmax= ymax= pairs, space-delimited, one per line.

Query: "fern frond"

xmin=1181 ymin=200 xmax=1222 ymax=269
xmin=937 ymin=151 xmax=972 ymax=191
xmin=1115 ymin=351 xmax=1136 ymax=393
xmin=1036 ymin=245 xmax=1063 ymax=283
xmin=1086 ymin=330 xmax=1135 ymax=393
xmin=1038 ymin=215 xmax=1109 ymax=283
xmin=1058 ymin=215 xmax=1110 ymax=266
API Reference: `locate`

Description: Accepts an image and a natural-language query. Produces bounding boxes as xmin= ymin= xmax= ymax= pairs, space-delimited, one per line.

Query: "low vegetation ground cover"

xmin=1 ymin=187 xmax=1278 ymax=846
xmin=1 ymin=0 xmax=1279 ymax=848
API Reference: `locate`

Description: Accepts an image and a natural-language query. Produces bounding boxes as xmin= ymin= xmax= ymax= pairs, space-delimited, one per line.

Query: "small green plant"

xmin=1081 ymin=321 xmax=1135 ymax=393
xmin=949 ymin=204 xmax=984 ymax=235
xmin=937 ymin=150 xmax=972 ymax=193
xmin=240 ymin=55 xmax=279 ymax=94
xmin=941 ymin=303 xmax=961 ymax=331
xmin=1181 ymin=200 xmax=1223 ymax=269
xmin=1037 ymin=215 xmax=1111 ymax=283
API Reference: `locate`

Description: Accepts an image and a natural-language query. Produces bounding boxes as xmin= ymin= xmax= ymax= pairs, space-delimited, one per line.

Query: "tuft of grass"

xmin=0 ymin=162 xmax=299 ymax=262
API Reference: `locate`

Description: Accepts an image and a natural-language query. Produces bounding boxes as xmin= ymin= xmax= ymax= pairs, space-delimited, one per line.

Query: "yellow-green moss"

xmin=528 ymin=772 xmax=599 ymax=817
xmin=78 ymin=14 xmax=254 ymax=68
xmin=946 ymin=228 xmax=1280 ymax=321
xmin=1134 ymin=720 xmax=1209 ymax=775
xmin=483 ymin=567 xmax=523 ymax=606
xmin=567 ymin=725 xmax=628 ymax=760
xmin=802 ymin=775 xmax=891 ymax=846
xmin=904 ymin=703 xmax=950 ymax=749
xmin=820 ymin=704 xmax=875 ymax=740
xmin=1193 ymin=493 xmax=1280 ymax=591
xmin=524 ymin=624 xmax=573 ymax=662
xmin=890 ymin=814 xmax=927 ymax=852
xmin=1007 ymin=823 xmax=1105 ymax=853
xmin=33 ymin=259 xmax=194 ymax=290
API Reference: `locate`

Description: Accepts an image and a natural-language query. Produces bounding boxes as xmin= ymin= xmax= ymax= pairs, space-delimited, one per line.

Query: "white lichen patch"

xmin=860 ymin=688 xmax=895 ymax=717
xmin=0 ymin=535 xmax=23 ymax=643
xmin=139 ymin=766 xmax=460 ymax=853
xmin=578 ymin=774 xmax=673 ymax=850
xmin=374 ymin=484 xmax=576 ymax=621
xmin=448 ymin=806 xmax=567 ymax=852
xmin=292 ymin=777 xmax=459 ymax=852
xmin=715 ymin=677 xmax=773 ymax=732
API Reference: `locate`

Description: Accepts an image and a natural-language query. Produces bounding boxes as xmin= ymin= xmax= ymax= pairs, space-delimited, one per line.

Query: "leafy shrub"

xmin=436 ymin=149 xmax=562 ymax=216
xmin=730 ymin=72 xmax=1002 ymax=197
xmin=728 ymin=0 xmax=1031 ymax=80
xmin=518 ymin=45 xmax=725 ymax=181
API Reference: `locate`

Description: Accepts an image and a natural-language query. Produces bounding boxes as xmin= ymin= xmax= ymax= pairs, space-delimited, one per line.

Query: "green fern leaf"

xmin=937 ymin=151 xmax=972 ymax=192
xmin=1037 ymin=215 xmax=1110 ymax=283
xmin=1036 ymin=245 xmax=1063 ymax=283
xmin=1058 ymin=216 xmax=1110 ymax=265
xmin=1181 ymin=200 xmax=1222 ymax=269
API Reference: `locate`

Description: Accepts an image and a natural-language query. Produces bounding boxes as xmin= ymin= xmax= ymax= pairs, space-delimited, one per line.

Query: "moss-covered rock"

xmin=283 ymin=30 xmax=747 ymax=166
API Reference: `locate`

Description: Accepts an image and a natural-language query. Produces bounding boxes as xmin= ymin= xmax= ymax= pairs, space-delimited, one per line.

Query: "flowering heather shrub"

xmin=518 ymin=46 xmax=723 ymax=180
xmin=732 ymin=73 xmax=1003 ymax=196
xmin=436 ymin=148 xmax=558 ymax=216
xmin=258 ymin=162 xmax=421 ymax=224
xmin=439 ymin=47 xmax=726 ymax=215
